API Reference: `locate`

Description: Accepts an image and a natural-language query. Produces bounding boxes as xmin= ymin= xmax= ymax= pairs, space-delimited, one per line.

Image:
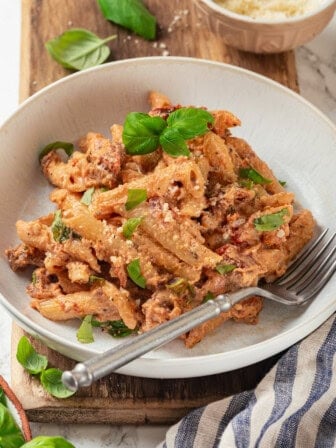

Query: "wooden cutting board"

xmin=11 ymin=0 xmax=298 ymax=424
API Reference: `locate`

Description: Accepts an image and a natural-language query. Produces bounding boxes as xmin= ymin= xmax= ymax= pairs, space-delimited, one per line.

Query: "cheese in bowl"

xmin=214 ymin=0 xmax=319 ymax=19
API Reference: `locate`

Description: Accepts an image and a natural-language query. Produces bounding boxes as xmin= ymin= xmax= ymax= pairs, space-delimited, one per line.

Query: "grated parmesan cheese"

xmin=214 ymin=0 xmax=318 ymax=19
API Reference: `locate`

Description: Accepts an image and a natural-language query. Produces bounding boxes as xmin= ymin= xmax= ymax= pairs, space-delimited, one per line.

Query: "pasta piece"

xmin=148 ymin=91 xmax=173 ymax=109
xmin=102 ymin=281 xmax=138 ymax=329
xmin=203 ymin=132 xmax=237 ymax=184
xmin=16 ymin=219 xmax=52 ymax=252
xmin=211 ymin=109 xmax=241 ymax=137
xmin=32 ymin=287 xmax=121 ymax=322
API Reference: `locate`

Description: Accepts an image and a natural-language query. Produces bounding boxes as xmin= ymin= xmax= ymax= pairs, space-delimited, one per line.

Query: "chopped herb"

xmin=32 ymin=271 xmax=37 ymax=285
xmin=239 ymin=179 xmax=254 ymax=190
xmin=92 ymin=319 xmax=134 ymax=338
xmin=216 ymin=264 xmax=236 ymax=275
xmin=38 ymin=141 xmax=74 ymax=162
xmin=239 ymin=167 xmax=272 ymax=185
xmin=203 ymin=292 xmax=215 ymax=303
xmin=76 ymin=315 xmax=94 ymax=344
xmin=0 ymin=388 xmax=6 ymax=407
xmin=89 ymin=275 xmax=105 ymax=284
xmin=100 ymin=187 xmax=109 ymax=192
xmin=254 ymin=208 xmax=289 ymax=232
xmin=51 ymin=210 xmax=71 ymax=243
xmin=81 ymin=187 xmax=95 ymax=205
xmin=166 ymin=278 xmax=195 ymax=298
xmin=123 ymin=216 xmax=143 ymax=239
xmin=125 ymin=189 xmax=147 ymax=211
xmin=127 ymin=258 xmax=146 ymax=288
xmin=279 ymin=179 xmax=287 ymax=187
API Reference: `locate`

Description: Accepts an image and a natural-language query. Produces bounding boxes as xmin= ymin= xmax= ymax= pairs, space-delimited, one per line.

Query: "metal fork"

xmin=62 ymin=228 xmax=336 ymax=392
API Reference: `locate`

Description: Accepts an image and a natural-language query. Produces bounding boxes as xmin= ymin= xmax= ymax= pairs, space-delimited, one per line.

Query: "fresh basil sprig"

xmin=122 ymin=107 xmax=214 ymax=158
xmin=239 ymin=167 xmax=272 ymax=185
xmin=216 ymin=264 xmax=236 ymax=275
xmin=39 ymin=141 xmax=74 ymax=162
xmin=254 ymin=208 xmax=289 ymax=232
xmin=16 ymin=336 xmax=48 ymax=375
xmin=16 ymin=337 xmax=75 ymax=400
xmin=45 ymin=28 xmax=116 ymax=71
xmin=97 ymin=0 xmax=157 ymax=40
xmin=127 ymin=258 xmax=146 ymax=288
xmin=0 ymin=388 xmax=6 ymax=407
xmin=125 ymin=189 xmax=147 ymax=211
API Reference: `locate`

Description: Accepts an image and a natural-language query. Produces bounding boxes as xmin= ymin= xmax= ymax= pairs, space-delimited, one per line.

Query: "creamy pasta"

xmin=5 ymin=92 xmax=314 ymax=348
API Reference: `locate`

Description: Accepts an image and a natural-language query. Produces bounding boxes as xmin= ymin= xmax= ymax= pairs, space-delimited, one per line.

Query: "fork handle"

xmin=62 ymin=288 xmax=256 ymax=391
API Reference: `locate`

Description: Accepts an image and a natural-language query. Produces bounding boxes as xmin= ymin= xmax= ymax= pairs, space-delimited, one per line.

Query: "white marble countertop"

xmin=0 ymin=2 xmax=335 ymax=446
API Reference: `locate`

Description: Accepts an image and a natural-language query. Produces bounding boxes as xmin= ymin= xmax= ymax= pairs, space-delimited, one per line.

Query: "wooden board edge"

xmin=20 ymin=0 xmax=33 ymax=102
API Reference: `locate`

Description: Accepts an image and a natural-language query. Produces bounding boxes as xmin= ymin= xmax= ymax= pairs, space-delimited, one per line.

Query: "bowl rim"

xmin=197 ymin=0 xmax=336 ymax=25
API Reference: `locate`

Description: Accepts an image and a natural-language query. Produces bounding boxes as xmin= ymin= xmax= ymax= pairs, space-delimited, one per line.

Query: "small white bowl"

xmin=193 ymin=0 xmax=336 ymax=53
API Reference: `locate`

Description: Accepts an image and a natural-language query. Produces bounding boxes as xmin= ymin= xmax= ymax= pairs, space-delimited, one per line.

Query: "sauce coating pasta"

xmin=5 ymin=92 xmax=314 ymax=348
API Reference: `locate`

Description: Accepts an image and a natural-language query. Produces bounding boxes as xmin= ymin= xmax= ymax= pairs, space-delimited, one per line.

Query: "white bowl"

xmin=193 ymin=0 xmax=336 ymax=53
xmin=1 ymin=57 xmax=336 ymax=378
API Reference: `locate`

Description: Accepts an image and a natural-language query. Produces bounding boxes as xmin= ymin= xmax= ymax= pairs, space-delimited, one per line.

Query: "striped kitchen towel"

xmin=157 ymin=314 xmax=336 ymax=448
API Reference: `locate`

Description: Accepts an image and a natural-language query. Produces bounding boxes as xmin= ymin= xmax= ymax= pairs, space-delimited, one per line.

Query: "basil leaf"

xmin=254 ymin=208 xmax=289 ymax=232
xmin=127 ymin=258 xmax=146 ymax=288
xmin=21 ymin=436 xmax=75 ymax=448
xmin=123 ymin=217 xmax=143 ymax=239
xmin=39 ymin=141 xmax=74 ymax=162
xmin=125 ymin=189 xmax=147 ymax=211
xmin=203 ymin=292 xmax=215 ymax=303
xmin=279 ymin=179 xmax=287 ymax=187
xmin=239 ymin=167 xmax=272 ymax=185
xmin=97 ymin=0 xmax=156 ymax=40
xmin=0 ymin=403 xmax=25 ymax=448
xmin=45 ymin=28 xmax=116 ymax=71
xmin=160 ymin=127 xmax=190 ymax=157
xmin=216 ymin=264 xmax=236 ymax=275
xmin=167 ymin=108 xmax=214 ymax=139
xmin=0 ymin=388 xmax=6 ymax=407
xmin=51 ymin=210 xmax=71 ymax=243
xmin=81 ymin=187 xmax=95 ymax=206
xmin=122 ymin=113 xmax=167 ymax=155
xmin=40 ymin=368 xmax=75 ymax=399
xmin=76 ymin=315 xmax=94 ymax=344
xmin=16 ymin=336 xmax=48 ymax=375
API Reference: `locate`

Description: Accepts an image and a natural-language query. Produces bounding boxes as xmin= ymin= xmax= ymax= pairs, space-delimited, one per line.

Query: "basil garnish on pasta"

xmin=216 ymin=264 xmax=236 ymax=275
xmin=51 ymin=210 xmax=71 ymax=243
xmin=254 ymin=208 xmax=289 ymax=232
xmin=92 ymin=319 xmax=135 ymax=338
xmin=123 ymin=217 xmax=143 ymax=239
xmin=76 ymin=315 xmax=94 ymax=344
xmin=81 ymin=187 xmax=95 ymax=205
xmin=122 ymin=107 xmax=214 ymax=158
xmin=38 ymin=141 xmax=74 ymax=161
xmin=239 ymin=167 xmax=272 ymax=185
xmin=125 ymin=189 xmax=147 ymax=210
xmin=127 ymin=258 xmax=146 ymax=288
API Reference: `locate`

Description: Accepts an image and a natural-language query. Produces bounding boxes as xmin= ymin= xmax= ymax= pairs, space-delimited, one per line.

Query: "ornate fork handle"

xmin=62 ymin=288 xmax=259 ymax=391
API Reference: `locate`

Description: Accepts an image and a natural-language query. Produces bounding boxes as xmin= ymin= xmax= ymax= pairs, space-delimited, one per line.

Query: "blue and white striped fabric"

xmin=157 ymin=314 xmax=336 ymax=448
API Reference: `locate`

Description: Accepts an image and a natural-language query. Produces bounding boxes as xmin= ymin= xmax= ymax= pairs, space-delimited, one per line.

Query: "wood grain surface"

xmin=12 ymin=0 xmax=296 ymax=424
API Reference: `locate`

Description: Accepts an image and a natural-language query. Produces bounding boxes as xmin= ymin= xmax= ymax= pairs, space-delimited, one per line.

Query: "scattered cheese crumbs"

xmin=162 ymin=50 xmax=170 ymax=57
xmin=277 ymin=229 xmax=286 ymax=238
xmin=162 ymin=203 xmax=169 ymax=212
xmin=159 ymin=42 xmax=167 ymax=49
xmin=116 ymin=226 xmax=123 ymax=234
xmin=164 ymin=211 xmax=174 ymax=223
xmin=126 ymin=240 xmax=134 ymax=247
xmin=194 ymin=184 xmax=200 ymax=191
